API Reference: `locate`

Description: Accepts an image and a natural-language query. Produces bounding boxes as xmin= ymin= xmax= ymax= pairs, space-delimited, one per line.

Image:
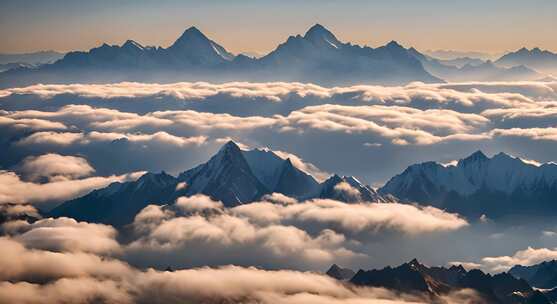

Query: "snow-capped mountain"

xmin=176 ymin=141 xmax=270 ymax=206
xmin=50 ymin=141 xmax=388 ymax=226
xmin=0 ymin=24 xmax=441 ymax=88
xmin=164 ymin=26 xmax=234 ymax=65
xmin=496 ymin=47 xmax=557 ymax=75
xmin=242 ymin=148 xmax=321 ymax=198
xmin=57 ymin=26 xmax=233 ymax=69
xmin=379 ymin=151 xmax=557 ymax=218
xmin=259 ymin=24 xmax=441 ymax=85
xmin=50 ymin=171 xmax=178 ymax=226
xmin=318 ymin=174 xmax=386 ymax=203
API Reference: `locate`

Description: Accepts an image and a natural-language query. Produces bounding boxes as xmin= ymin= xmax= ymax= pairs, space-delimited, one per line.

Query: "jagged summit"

xmin=326 ymin=264 xmax=356 ymax=281
xmin=350 ymin=260 xmax=549 ymax=303
xmin=408 ymin=258 xmax=422 ymax=267
xmin=380 ymin=150 xmax=557 ymax=218
xmin=495 ymin=47 xmax=557 ymax=74
xmin=303 ymin=24 xmax=341 ymax=48
xmin=386 ymin=40 xmax=403 ymax=48
xmin=1 ymin=24 xmax=442 ymax=87
xmin=167 ymin=26 xmax=234 ymax=63
xmin=458 ymin=150 xmax=488 ymax=165
xmin=218 ymin=140 xmax=241 ymax=154
xmin=121 ymin=40 xmax=144 ymax=50
xmin=174 ymin=26 xmax=207 ymax=42
xmin=50 ymin=141 xmax=395 ymax=226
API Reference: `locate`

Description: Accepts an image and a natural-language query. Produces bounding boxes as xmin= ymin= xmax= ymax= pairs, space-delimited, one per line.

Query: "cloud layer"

xmin=124 ymin=194 xmax=467 ymax=270
xmin=0 ymin=202 xmax=475 ymax=304
xmin=2 ymin=81 xmax=557 ymax=185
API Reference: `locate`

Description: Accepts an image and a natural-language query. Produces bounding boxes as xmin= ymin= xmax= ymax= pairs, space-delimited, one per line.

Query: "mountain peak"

xmin=305 ymin=23 xmax=329 ymax=36
xmin=173 ymin=26 xmax=210 ymax=45
xmin=386 ymin=40 xmax=403 ymax=49
xmin=460 ymin=150 xmax=488 ymax=164
xmin=493 ymin=151 xmax=512 ymax=159
xmin=183 ymin=26 xmax=204 ymax=37
xmin=303 ymin=23 xmax=341 ymax=48
xmin=168 ymin=26 xmax=234 ymax=62
xmin=219 ymin=140 xmax=241 ymax=153
xmin=407 ymin=258 xmax=423 ymax=269
xmin=326 ymin=264 xmax=356 ymax=281
xmin=121 ymin=40 xmax=144 ymax=50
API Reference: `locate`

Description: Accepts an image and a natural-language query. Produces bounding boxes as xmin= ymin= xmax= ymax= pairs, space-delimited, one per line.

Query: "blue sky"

xmin=1 ymin=0 xmax=556 ymax=54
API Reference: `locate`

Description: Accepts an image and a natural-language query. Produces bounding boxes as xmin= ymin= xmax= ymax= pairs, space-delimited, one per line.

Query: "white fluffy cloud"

xmin=16 ymin=130 xmax=207 ymax=147
xmin=0 ymin=170 xmax=143 ymax=206
xmin=0 ymin=115 xmax=67 ymax=131
xmin=0 ymin=233 xmax=483 ymax=304
xmin=490 ymin=127 xmax=557 ymax=141
xmin=453 ymin=246 xmax=557 ymax=273
xmin=2 ymin=81 xmax=556 ymax=107
xmin=19 ymin=154 xmax=95 ymax=181
xmin=6 ymin=217 xmax=120 ymax=254
xmin=123 ymin=195 xmax=467 ymax=270
xmin=231 ymin=198 xmax=468 ymax=235
xmin=0 ymin=237 xmax=130 ymax=282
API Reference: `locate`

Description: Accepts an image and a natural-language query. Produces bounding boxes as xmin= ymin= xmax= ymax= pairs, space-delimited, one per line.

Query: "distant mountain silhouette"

xmin=438 ymin=56 xmax=485 ymax=68
xmin=423 ymin=49 xmax=499 ymax=61
xmin=0 ymin=50 xmax=64 ymax=65
xmin=379 ymin=151 xmax=557 ymax=219
xmin=0 ymin=62 xmax=34 ymax=73
xmin=409 ymin=48 xmax=542 ymax=81
xmin=496 ymin=48 xmax=557 ymax=75
xmin=50 ymin=141 xmax=393 ymax=226
xmin=0 ymin=24 xmax=442 ymax=88
xmin=349 ymin=259 xmax=549 ymax=303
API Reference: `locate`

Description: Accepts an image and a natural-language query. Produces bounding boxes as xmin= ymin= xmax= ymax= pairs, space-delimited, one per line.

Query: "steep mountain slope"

xmin=510 ymin=260 xmax=557 ymax=289
xmin=49 ymin=172 xmax=179 ymax=226
xmin=318 ymin=174 xmax=387 ymax=203
xmin=349 ymin=259 xmax=549 ymax=304
xmin=0 ymin=24 xmax=441 ymax=87
xmin=51 ymin=141 xmax=384 ymax=226
xmin=325 ymin=264 xmax=356 ymax=281
xmin=379 ymin=151 xmax=557 ymax=218
xmin=162 ymin=26 xmax=234 ymax=65
xmin=176 ymin=141 xmax=270 ymax=206
xmin=241 ymin=148 xmax=321 ymax=198
xmin=258 ymin=24 xmax=441 ymax=85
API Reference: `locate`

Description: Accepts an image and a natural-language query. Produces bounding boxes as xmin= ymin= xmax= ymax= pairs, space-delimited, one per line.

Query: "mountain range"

xmin=496 ymin=48 xmax=557 ymax=75
xmin=0 ymin=50 xmax=64 ymax=65
xmin=510 ymin=260 xmax=557 ymax=290
xmin=50 ymin=141 xmax=392 ymax=226
xmin=2 ymin=25 xmax=554 ymax=88
xmin=50 ymin=144 xmax=557 ymax=226
xmin=0 ymin=24 xmax=442 ymax=88
xmin=408 ymin=48 xmax=542 ymax=82
xmin=328 ymin=259 xmax=551 ymax=304
xmin=379 ymin=151 xmax=557 ymax=219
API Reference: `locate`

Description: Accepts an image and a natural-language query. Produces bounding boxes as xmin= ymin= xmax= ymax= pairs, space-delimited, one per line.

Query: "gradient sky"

xmin=1 ymin=0 xmax=556 ymax=55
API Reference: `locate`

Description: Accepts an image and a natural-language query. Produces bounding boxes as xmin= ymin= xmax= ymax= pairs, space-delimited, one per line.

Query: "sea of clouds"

xmin=2 ymin=80 xmax=557 ymax=303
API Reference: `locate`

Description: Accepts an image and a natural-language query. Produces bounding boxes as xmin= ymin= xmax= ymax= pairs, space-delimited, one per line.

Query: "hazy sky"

xmin=1 ymin=0 xmax=556 ymax=55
